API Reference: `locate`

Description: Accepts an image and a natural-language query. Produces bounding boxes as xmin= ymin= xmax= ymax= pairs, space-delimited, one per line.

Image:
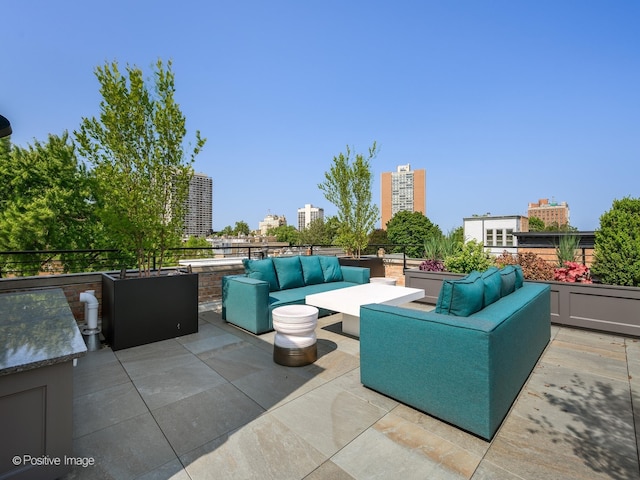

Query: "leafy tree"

xmin=267 ymin=225 xmax=300 ymax=244
xmin=386 ymin=210 xmax=442 ymax=258
xmin=234 ymin=220 xmax=250 ymax=236
xmin=75 ymin=59 xmax=206 ymax=276
xmin=363 ymin=228 xmax=389 ymax=255
xmin=592 ymin=197 xmax=640 ymax=286
xmin=444 ymin=240 xmax=494 ymax=274
xmin=528 ymin=216 xmax=545 ymax=232
xmin=0 ymin=133 xmax=100 ymax=275
xmin=318 ymin=142 xmax=379 ymax=257
xmin=299 ymin=217 xmax=336 ymax=246
xmin=218 ymin=226 xmax=235 ymax=236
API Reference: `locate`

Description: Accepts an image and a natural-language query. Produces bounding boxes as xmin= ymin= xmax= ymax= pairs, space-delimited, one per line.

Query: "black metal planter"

xmin=101 ymin=272 xmax=199 ymax=351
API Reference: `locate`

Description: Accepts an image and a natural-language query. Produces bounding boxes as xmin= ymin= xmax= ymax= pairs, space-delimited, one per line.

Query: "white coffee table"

xmin=305 ymin=283 xmax=425 ymax=337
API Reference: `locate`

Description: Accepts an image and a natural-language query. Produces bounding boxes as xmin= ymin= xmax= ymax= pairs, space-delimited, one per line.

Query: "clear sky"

xmin=3 ymin=1 xmax=638 ymax=233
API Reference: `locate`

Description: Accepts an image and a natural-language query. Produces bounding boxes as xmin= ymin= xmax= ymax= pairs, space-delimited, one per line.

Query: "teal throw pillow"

xmin=242 ymin=258 xmax=279 ymax=292
xmin=272 ymin=256 xmax=305 ymax=290
xmin=499 ymin=265 xmax=517 ymax=297
xmin=299 ymin=255 xmax=325 ymax=285
xmin=435 ymin=275 xmax=485 ymax=317
xmin=481 ymin=266 xmax=502 ymax=307
xmin=319 ymin=256 xmax=344 ymax=282
xmin=513 ymin=265 xmax=524 ymax=289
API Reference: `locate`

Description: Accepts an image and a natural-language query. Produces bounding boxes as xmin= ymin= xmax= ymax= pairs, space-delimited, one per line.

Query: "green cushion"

xmin=242 ymin=258 xmax=279 ymax=292
xmin=299 ymin=255 xmax=325 ymax=285
xmin=481 ymin=267 xmax=502 ymax=307
xmin=513 ymin=265 xmax=524 ymax=289
xmin=435 ymin=274 xmax=485 ymax=317
xmin=272 ymin=256 xmax=305 ymax=290
xmin=499 ymin=266 xmax=517 ymax=297
xmin=319 ymin=256 xmax=344 ymax=282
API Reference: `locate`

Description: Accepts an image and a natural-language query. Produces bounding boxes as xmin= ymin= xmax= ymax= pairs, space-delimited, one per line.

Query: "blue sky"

xmin=3 ymin=1 xmax=638 ymax=233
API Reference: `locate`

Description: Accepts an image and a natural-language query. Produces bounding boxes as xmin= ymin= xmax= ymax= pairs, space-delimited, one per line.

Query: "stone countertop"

xmin=0 ymin=288 xmax=87 ymax=376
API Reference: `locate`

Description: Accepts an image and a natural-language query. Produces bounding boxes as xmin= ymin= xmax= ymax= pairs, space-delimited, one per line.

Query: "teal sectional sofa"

xmin=222 ymin=255 xmax=370 ymax=334
xmin=360 ymin=265 xmax=550 ymax=440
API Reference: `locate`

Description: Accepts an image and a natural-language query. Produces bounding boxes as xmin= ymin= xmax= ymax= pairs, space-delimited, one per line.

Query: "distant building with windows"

xmin=258 ymin=213 xmax=287 ymax=235
xmin=528 ymin=198 xmax=570 ymax=228
xmin=380 ymin=164 xmax=426 ymax=229
xmin=463 ymin=215 xmax=529 ymax=255
xmin=184 ymin=173 xmax=212 ymax=237
xmin=297 ymin=204 xmax=324 ymax=231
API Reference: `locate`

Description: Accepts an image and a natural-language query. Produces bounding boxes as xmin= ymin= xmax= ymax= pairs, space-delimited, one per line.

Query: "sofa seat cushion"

xmin=319 ymin=256 xmax=344 ymax=282
xmin=481 ymin=267 xmax=502 ymax=307
xmin=299 ymin=255 xmax=325 ymax=285
xmin=268 ymin=281 xmax=359 ymax=306
xmin=243 ymin=258 xmax=279 ymax=292
xmin=273 ymin=256 xmax=305 ymax=289
xmin=435 ymin=272 xmax=484 ymax=317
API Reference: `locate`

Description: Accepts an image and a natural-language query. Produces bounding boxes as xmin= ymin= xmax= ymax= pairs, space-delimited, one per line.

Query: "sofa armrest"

xmin=340 ymin=265 xmax=370 ymax=284
xmin=222 ymin=275 xmax=271 ymax=334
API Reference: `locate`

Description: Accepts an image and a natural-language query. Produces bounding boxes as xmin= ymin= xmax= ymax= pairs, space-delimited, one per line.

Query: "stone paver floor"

xmin=64 ymin=305 xmax=640 ymax=479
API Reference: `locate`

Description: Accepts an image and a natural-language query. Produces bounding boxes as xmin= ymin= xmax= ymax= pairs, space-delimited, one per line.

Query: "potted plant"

xmin=75 ymin=59 xmax=206 ymax=350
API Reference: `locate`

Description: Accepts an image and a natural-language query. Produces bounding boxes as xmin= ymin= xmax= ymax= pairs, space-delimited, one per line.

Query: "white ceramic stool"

xmin=272 ymin=305 xmax=319 ymax=366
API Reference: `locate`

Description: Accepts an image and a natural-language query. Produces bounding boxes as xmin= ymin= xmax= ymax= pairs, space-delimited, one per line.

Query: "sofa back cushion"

xmin=299 ymin=255 xmax=325 ymax=285
xmin=435 ymin=271 xmax=484 ymax=317
xmin=243 ymin=258 xmax=280 ymax=291
xmin=272 ymin=256 xmax=305 ymax=290
xmin=499 ymin=265 xmax=517 ymax=297
xmin=481 ymin=266 xmax=502 ymax=307
xmin=319 ymin=256 xmax=344 ymax=282
xmin=514 ymin=265 xmax=524 ymax=289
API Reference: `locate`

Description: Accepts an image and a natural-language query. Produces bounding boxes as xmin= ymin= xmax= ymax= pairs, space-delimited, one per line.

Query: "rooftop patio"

xmin=64 ymin=303 xmax=639 ymax=480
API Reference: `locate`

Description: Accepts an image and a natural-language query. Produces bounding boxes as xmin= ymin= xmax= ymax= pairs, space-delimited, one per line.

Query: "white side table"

xmin=272 ymin=305 xmax=319 ymax=366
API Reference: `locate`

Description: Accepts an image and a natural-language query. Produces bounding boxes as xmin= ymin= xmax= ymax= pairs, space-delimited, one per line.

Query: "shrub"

xmin=444 ymin=240 xmax=494 ymax=274
xmin=555 ymin=234 xmax=580 ymax=266
xmin=419 ymin=259 xmax=445 ymax=272
xmin=495 ymin=250 xmax=555 ymax=281
xmin=592 ymin=197 xmax=640 ymax=287
xmin=554 ymin=261 xmax=592 ymax=283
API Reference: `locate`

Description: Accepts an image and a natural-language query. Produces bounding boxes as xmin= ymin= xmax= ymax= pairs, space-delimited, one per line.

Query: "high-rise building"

xmin=528 ymin=198 xmax=570 ymax=228
xmin=258 ymin=213 xmax=287 ymax=235
xmin=184 ymin=173 xmax=212 ymax=237
xmin=297 ymin=204 xmax=324 ymax=231
xmin=380 ymin=164 xmax=426 ymax=229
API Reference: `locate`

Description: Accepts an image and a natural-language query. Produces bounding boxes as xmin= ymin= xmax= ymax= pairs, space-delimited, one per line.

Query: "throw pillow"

xmin=513 ymin=265 xmax=524 ymax=289
xmin=481 ymin=266 xmax=502 ymax=307
xmin=299 ymin=255 xmax=325 ymax=285
xmin=272 ymin=256 xmax=305 ymax=290
xmin=242 ymin=258 xmax=279 ymax=292
xmin=499 ymin=265 xmax=517 ymax=297
xmin=435 ymin=274 xmax=484 ymax=317
xmin=319 ymin=256 xmax=344 ymax=282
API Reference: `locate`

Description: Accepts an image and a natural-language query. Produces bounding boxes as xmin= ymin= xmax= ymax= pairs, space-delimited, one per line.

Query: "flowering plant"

xmin=553 ymin=261 xmax=592 ymax=283
xmin=419 ymin=259 xmax=445 ymax=272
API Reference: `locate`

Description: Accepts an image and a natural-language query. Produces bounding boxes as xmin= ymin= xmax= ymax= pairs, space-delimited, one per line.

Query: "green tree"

xmin=299 ymin=217 xmax=336 ymax=246
xmin=0 ymin=133 xmax=100 ymax=275
xmin=75 ymin=59 xmax=206 ymax=275
xmin=318 ymin=142 xmax=379 ymax=257
xmin=528 ymin=216 xmax=546 ymax=232
xmin=592 ymin=197 xmax=640 ymax=286
xmin=386 ymin=210 xmax=442 ymax=258
xmin=444 ymin=240 xmax=494 ymax=274
xmin=363 ymin=228 xmax=390 ymax=255
xmin=267 ymin=225 xmax=300 ymax=244
xmin=234 ymin=221 xmax=250 ymax=236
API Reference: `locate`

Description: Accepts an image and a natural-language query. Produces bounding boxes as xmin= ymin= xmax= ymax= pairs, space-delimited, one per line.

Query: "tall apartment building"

xmin=184 ymin=173 xmax=212 ymax=237
xmin=258 ymin=213 xmax=287 ymax=235
xmin=297 ymin=204 xmax=324 ymax=231
xmin=528 ymin=198 xmax=570 ymax=227
xmin=380 ymin=164 xmax=426 ymax=229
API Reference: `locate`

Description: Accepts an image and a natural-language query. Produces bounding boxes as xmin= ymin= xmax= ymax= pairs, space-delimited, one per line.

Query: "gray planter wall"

xmin=404 ymin=268 xmax=640 ymax=337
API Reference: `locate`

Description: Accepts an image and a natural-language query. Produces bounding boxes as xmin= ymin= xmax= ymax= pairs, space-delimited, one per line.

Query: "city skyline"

xmin=3 ymin=1 xmax=638 ymax=233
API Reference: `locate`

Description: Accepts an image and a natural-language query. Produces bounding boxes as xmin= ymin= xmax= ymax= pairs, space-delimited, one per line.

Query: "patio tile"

xmin=70 ymin=412 xmax=176 ymax=480
xmin=115 ymin=339 xmax=198 ymax=380
xmin=135 ymin=459 xmax=190 ymax=480
xmin=73 ymin=381 xmax=147 ymax=438
xmin=151 ymin=382 xmax=265 ymax=456
xmin=131 ymin=359 xmax=228 ymax=410
xmin=73 ymin=352 xmax=130 ymax=398
xmin=199 ymin=340 xmax=274 ymax=381
xmin=303 ymin=461 xmax=356 ymax=479
xmin=329 ymin=368 xmax=400 ymax=412
xmin=554 ymin=327 xmax=626 ymax=353
xmin=180 ymin=413 xmax=326 ymax=480
xmin=271 ymin=381 xmax=388 ymax=457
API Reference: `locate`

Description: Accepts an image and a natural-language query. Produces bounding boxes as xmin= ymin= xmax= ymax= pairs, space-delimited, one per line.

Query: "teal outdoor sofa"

xmin=222 ymin=255 xmax=370 ymax=334
xmin=360 ymin=265 xmax=551 ymax=440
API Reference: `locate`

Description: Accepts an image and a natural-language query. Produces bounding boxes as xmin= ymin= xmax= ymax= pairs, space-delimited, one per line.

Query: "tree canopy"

xmin=386 ymin=210 xmax=442 ymax=258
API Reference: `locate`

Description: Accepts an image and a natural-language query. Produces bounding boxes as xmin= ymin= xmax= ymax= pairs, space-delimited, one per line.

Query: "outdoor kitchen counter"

xmin=0 ymin=288 xmax=86 ymax=480
xmin=0 ymin=288 xmax=86 ymax=375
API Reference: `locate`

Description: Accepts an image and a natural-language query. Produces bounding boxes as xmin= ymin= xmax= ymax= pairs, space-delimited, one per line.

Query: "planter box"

xmin=404 ymin=268 xmax=640 ymax=337
xmin=338 ymin=256 xmax=385 ymax=278
xmin=101 ymin=272 xmax=199 ymax=351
